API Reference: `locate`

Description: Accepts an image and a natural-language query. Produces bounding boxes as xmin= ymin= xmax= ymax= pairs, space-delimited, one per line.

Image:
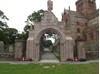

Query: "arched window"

xmin=85 ymin=23 xmax=87 ymax=26
xmin=77 ymin=21 xmax=79 ymax=25
xmin=77 ymin=28 xmax=80 ymax=33
xmin=77 ymin=35 xmax=81 ymax=41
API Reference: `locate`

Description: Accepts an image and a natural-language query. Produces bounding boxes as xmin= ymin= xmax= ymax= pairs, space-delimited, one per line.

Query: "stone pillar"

xmin=60 ymin=37 xmax=74 ymax=62
xmin=26 ymin=39 xmax=34 ymax=60
xmin=66 ymin=40 xmax=74 ymax=59
xmin=60 ymin=42 xmax=66 ymax=62
xmin=34 ymin=42 xmax=40 ymax=61
xmin=77 ymin=42 xmax=86 ymax=59
xmin=26 ymin=39 xmax=40 ymax=61
xmin=15 ymin=40 xmax=25 ymax=59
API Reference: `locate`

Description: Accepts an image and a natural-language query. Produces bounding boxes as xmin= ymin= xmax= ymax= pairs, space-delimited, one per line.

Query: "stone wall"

xmin=15 ymin=40 xmax=26 ymax=59
xmin=77 ymin=42 xmax=86 ymax=59
xmin=0 ymin=41 xmax=14 ymax=61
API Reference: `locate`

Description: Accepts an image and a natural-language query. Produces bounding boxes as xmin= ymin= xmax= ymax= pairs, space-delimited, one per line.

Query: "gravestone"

xmin=0 ymin=41 xmax=4 ymax=53
xmin=9 ymin=45 xmax=14 ymax=52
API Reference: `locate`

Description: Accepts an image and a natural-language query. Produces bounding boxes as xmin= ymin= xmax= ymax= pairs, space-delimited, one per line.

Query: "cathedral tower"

xmin=76 ymin=0 xmax=96 ymax=17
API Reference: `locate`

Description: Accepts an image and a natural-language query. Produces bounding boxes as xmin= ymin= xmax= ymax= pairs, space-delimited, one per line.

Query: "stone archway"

xmin=26 ymin=0 xmax=74 ymax=62
xmin=35 ymin=28 xmax=65 ymax=61
xmin=26 ymin=27 xmax=74 ymax=62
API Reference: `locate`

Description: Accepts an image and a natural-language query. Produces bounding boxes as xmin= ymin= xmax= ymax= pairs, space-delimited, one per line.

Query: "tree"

xmin=19 ymin=9 xmax=46 ymax=41
xmin=24 ymin=24 xmax=30 ymax=33
xmin=0 ymin=10 xmax=9 ymax=31
xmin=16 ymin=32 xmax=27 ymax=40
xmin=0 ymin=10 xmax=18 ymax=44
xmin=6 ymin=28 xmax=18 ymax=44
xmin=0 ymin=10 xmax=9 ymax=30
xmin=43 ymin=40 xmax=53 ymax=48
xmin=26 ymin=9 xmax=46 ymax=24
xmin=16 ymin=24 xmax=30 ymax=40
xmin=0 ymin=10 xmax=9 ymax=44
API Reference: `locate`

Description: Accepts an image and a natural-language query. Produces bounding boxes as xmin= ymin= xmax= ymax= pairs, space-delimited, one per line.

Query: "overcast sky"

xmin=0 ymin=0 xmax=99 ymax=32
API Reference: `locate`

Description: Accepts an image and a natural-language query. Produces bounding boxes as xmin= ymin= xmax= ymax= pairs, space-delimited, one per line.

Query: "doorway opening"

xmin=39 ymin=30 xmax=60 ymax=62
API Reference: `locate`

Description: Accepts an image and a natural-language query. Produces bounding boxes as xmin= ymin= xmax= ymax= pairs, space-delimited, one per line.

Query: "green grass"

xmin=0 ymin=63 xmax=98 ymax=74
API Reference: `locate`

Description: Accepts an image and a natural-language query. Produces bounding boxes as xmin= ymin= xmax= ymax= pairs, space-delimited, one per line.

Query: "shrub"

xmin=79 ymin=58 xmax=86 ymax=62
xmin=67 ymin=58 xmax=74 ymax=61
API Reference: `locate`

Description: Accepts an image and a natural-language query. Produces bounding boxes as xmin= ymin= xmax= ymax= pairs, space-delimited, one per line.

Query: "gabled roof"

xmin=63 ymin=8 xmax=99 ymax=21
xmin=41 ymin=11 xmax=58 ymax=23
xmin=64 ymin=9 xmax=86 ymax=19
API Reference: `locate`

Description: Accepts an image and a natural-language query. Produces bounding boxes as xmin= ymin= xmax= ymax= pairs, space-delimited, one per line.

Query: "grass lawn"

xmin=0 ymin=62 xmax=98 ymax=74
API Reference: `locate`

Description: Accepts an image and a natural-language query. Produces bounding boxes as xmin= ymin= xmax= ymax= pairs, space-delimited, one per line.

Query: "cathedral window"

xmin=77 ymin=36 xmax=81 ymax=40
xmin=77 ymin=21 xmax=79 ymax=25
xmin=77 ymin=28 xmax=80 ymax=33
xmin=85 ymin=23 xmax=87 ymax=26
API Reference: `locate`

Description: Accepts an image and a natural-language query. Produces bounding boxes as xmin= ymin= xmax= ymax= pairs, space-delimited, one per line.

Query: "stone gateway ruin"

xmin=26 ymin=0 xmax=74 ymax=62
xmin=15 ymin=0 xmax=99 ymax=62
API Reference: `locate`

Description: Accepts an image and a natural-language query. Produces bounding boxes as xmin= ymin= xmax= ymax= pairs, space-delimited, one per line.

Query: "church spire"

xmin=47 ymin=0 xmax=53 ymax=11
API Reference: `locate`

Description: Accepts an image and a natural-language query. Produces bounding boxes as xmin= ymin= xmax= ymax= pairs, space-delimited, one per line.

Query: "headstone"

xmin=9 ymin=45 xmax=14 ymax=52
xmin=0 ymin=41 xmax=4 ymax=53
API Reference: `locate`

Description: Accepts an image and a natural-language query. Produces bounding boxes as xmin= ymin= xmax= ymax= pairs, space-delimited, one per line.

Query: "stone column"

xmin=34 ymin=42 xmax=40 ymax=61
xmin=26 ymin=40 xmax=34 ymax=60
xmin=60 ymin=37 xmax=74 ymax=62
xmin=60 ymin=42 xmax=66 ymax=62
xmin=66 ymin=40 xmax=74 ymax=59
xmin=77 ymin=42 xmax=86 ymax=59
xmin=15 ymin=40 xmax=25 ymax=59
xmin=26 ymin=40 xmax=40 ymax=62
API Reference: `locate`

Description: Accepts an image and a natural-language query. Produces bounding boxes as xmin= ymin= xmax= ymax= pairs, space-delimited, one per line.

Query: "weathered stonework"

xmin=62 ymin=0 xmax=99 ymax=60
xmin=15 ymin=40 xmax=25 ymax=59
xmin=15 ymin=0 xmax=98 ymax=62
xmin=26 ymin=0 xmax=74 ymax=62
xmin=77 ymin=42 xmax=86 ymax=59
xmin=76 ymin=0 xmax=96 ymax=18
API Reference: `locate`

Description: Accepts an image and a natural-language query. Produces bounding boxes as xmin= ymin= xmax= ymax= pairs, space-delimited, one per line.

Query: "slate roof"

xmin=64 ymin=9 xmax=86 ymax=19
xmin=65 ymin=9 xmax=99 ymax=20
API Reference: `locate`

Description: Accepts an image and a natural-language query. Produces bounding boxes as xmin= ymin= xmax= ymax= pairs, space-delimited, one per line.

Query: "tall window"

xmin=85 ymin=23 xmax=87 ymax=26
xmin=77 ymin=21 xmax=79 ymax=25
xmin=77 ymin=28 xmax=80 ymax=33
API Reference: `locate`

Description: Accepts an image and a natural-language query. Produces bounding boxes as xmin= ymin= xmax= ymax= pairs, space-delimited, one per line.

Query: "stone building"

xmin=15 ymin=0 xmax=99 ymax=62
xmin=62 ymin=0 xmax=99 ymax=60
